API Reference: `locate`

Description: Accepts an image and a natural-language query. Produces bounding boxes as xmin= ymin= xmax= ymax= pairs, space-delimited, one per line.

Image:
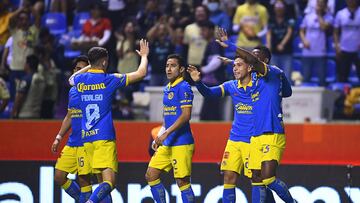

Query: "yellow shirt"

xmin=0 ymin=12 xmax=13 ymax=46
xmin=232 ymin=3 xmax=268 ymax=48
xmin=183 ymin=23 xmax=207 ymax=65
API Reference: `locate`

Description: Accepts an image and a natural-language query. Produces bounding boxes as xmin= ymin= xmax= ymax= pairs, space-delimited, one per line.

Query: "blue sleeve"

xmin=178 ymin=84 xmax=194 ymax=107
xmin=282 ymin=73 xmax=292 ymax=98
xmin=109 ymin=74 xmax=128 ymax=89
xmin=224 ymin=40 xmax=237 ymax=53
xmin=195 ymin=81 xmax=224 ymax=98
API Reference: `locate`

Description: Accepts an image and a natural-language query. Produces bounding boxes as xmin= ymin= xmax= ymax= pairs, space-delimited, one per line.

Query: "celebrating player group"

xmin=51 ymin=27 xmax=296 ymax=203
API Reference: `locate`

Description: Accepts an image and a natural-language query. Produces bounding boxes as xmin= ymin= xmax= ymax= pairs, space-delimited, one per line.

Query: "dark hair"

xmin=26 ymin=55 xmax=39 ymax=72
xmin=254 ymin=45 xmax=272 ymax=62
xmin=195 ymin=5 xmax=210 ymax=18
xmin=198 ymin=20 xmax=215 ymax=29
xmin=72 ymin=55 xmax=89 ymax=67
xmin=88 ymin=47 xmax=108 ymax=66
xmin=167 ymin=54 xmax=185 ymax=68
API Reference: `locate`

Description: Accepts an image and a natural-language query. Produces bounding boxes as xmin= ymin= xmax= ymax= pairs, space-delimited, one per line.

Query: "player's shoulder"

xmin=179 ymin=80 xmax=192 ymax=91
xmin=223 ymin=80 xmax=237 ymax=87
xmin=268 ymin=64 xmax=283 ymax=74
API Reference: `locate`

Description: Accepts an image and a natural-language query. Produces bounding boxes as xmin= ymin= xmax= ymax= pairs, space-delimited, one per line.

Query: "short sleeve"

xmin=334 ymin=12 xmax=341 ymax=28
xmin=288 ymin=18 xmax=295 ymax=27
xmin=109 ymin=73 xmax=128 ymax=89
xmin=221 ymin=81 xmax=233 ymax=97
xmin=324 ymin=14 xmax=334 ymax=24
xmin=179 ymin=84 xmax=194 ymax=108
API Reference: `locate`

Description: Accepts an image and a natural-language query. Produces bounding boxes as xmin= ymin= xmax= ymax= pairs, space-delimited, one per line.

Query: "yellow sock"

xmin=61 ymin=179 xmax=72 ymax=190
xmin=224 ymin=184 xmax=236 ymax=189
xmin=179 ymin=183 xmax=191 ymax=191
xmin=148 ymin=179 xmax=161 ymax=186
xmin=80 ymin=185 xmax=92 ymax=193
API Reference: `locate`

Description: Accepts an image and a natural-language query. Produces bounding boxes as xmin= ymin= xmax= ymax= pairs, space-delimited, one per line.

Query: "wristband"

xmin=55 ymin=134 xmax=62 ymax=141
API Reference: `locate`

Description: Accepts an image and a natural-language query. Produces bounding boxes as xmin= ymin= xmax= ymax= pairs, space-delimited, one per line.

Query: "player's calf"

xmin=176 ymin=177 xmax=194 ymax=203
xmin=146 ymin=167 xmax=166 ymax=203
xmin=222 ymin=170 xmax=238 ymax=203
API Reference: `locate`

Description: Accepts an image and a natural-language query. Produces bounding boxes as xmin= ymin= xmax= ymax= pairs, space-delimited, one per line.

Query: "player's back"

xmin=74 ymin=69 xmax=128 ymax=142
xmin=252 ymin=65 xmax=288 ymax=136
xmin=222 ymin=79 xmax=254 ymax=143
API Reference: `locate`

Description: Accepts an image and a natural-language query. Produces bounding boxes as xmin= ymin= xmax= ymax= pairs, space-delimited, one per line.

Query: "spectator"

xmin=107 ymin=0 xmax=126 ymax=30
xmin=0 ymin=0 xmax=14 ymax=53
xmin=300 ymin=0 xmax=333 ymax=86
xmin=7 ymin=10 xmax=40 ymax=99
xmin=11 ymin=55 xmax=45 ymax=119
xmin=344 ymin=87 xmax=360 ymax=116
xmin=232 ymin=0 xmax=268 ymax=49
xmin=173 ymin=26 xmax=186 ymax=57
xmin=334 ymin=0 xmax=360 ymax=82
xmin=183 ymin=5 xmax=209 ymax=67
xmin=199 ymin=21 xmax=225 ymax=120
xmin=78 ymin=3 xmax=112 ymax=47
xmin=1 ymin=37 xmax=13 ymax=76
xmin=0 ymin=74 xmax=10 ymax=113
xmin=167 ymin=2 xmax=192 ymax=28
xmin=36 ymin=35 xmax=60 ymax=119
xmin=115 ymin=20 xmax=139 ymax=74
xmin=304 ymin=0 xmax=335 ymax=15
xmin=136 ymin=0 xmax=161 ymax=36
xmin=206 ymin=0 xmax=231 ymax=31
xmin=267 ymin=0 xmax=295 ymax=81
xmin=147 ymin=20 xmax=175 ymax=86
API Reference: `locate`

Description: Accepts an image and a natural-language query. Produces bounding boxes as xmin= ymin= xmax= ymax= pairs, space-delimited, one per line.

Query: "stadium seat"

xmin=326 ymin=59 xmax=336 ymax=83
xmin=327 ymin=36 xmax=336 ymax=57
xmin=328 ymin=82 xmax=352 ymax=92
xmin=292 ymin=59 xmax=302 ymax=72
xmin=42 ymin=13 xmax=67 ymax=35
xmin=292 ymin=36 xmax=302 ymax=58
xmin=73 ymin=12 xmax=90 ymax=37
xmin=348 ymin=64 xmax=359 ymax=84
xmin=300 ymin=82 xmax=319 ymax=87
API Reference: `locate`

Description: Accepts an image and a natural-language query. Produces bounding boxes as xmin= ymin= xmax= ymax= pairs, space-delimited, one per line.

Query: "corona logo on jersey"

xmin=164 ymin=105 xmax=177 ymax=115
xmin=69 ymin=108 xmax=82 ymax=118
xmin=235 ymin=102 xmax=253 ymax=114
xmin=77 ymin=82 xmax=106 ymax=93
xmin=168 ymin=92 xmax=174 ymax=100
xmin=251 ymin=91 xmax=260 ymax=102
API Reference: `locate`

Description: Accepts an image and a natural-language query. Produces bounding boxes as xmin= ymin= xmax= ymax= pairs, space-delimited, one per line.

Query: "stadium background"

xmin=0 ymin=0 xmax=360 ymax=202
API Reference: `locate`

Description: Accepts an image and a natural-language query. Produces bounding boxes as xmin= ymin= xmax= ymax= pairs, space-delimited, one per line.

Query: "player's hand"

xmin=151 ymin=140 xmax=159 ymax=151
xmin=215 ymin=27 xmax=229 ymax=48
xmin=187 ymin=65 xmax=201 ymax=82
xmin=51 ymin=139 xmax=60 ymax=153
xmin=218 ymin=56 xmax=233 ymax=65
xmin=155 ymin=131 xmax=168 ymax=146
xmin=136 ymin=39 xmax=149 ymax=57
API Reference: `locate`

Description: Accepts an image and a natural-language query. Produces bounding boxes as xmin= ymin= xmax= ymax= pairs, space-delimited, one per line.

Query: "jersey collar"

xmin=237 ymin=79 xmax=253 ymax=91
xmin=87 ymin=69 xmax=105 ymax=73
xmin=167 ymin=77 xmax=183 ymax=88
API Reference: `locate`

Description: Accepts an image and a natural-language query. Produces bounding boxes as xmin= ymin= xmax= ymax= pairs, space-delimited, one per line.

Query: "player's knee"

xmin=54 ymin=170 xmax=67 ymax=186
xmin=251 ymin=170 xmax=263 ymax=183
xmin=223 ymin=171 xmax=237 ymax=184
xmin=175 ymin=177 xmax=190 ymax=188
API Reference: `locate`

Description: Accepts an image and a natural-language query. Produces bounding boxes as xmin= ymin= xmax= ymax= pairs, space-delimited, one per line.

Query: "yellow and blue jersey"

xmin=221 ymin=79 xmax=255 ymax=143
xmin=73 ymin=69 xmax=127 ymax=142
xmin=163 ymin=77 xmax=194 ymax=146
xmin=252 ymin=64 xmax=292 ymax=136
xmin=66 ymin=87 xmax=83 ymax=147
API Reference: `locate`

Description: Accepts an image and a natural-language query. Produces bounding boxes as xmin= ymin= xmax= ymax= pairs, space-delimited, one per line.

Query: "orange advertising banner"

xmin=0 ymin=121 xmax=359 ymax=165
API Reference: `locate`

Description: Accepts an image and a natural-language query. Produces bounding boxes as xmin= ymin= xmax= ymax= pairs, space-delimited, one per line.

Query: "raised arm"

xmin=187 ymin=65 xmax=224 ymax=98
xmin=120 ymin=39 xmax=149 ymax=85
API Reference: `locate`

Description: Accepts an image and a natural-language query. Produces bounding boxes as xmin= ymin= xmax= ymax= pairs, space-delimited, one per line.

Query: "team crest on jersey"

xmin=168 ymin=92 xmax=174 ymax=100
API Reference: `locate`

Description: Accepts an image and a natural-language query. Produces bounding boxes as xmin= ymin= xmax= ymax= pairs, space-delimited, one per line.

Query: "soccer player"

xmin=145 ymin=54 xmax=195 ymax=203
xmin=68 ymin=39 xmax=149 ymax=203
xmin=51 ymin=55 xmax=93 ymax=202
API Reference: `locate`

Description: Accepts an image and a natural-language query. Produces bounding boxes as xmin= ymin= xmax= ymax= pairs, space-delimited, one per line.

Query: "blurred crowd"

xmin=0 ymin=0 xmax=359 ymax=120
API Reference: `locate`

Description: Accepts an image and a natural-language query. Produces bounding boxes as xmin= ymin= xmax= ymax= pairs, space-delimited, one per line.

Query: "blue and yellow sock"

xmin=223 ymin=184 xmax=236 ymax=203
xmin=266 ymin=187 xmax=275 ymax=203
xmin=88 ymin=181 xmax=113 ymax=203
xmin=80 ymin=185 xmax=92 ymax=203
xmin=180 ymin=184 xmax=195 ymax=203
xmin=148 ymin=179 xmax=166 ymax=203
xmin=62 ymin=179 xmax=80 ymax=201
xmin=100 ymin=194 xmax=112 ymax=203
xmin=252 ymin=182 xmax=267 ymax=203
xmin=264 ymin=177 xmax=294 ymax=203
